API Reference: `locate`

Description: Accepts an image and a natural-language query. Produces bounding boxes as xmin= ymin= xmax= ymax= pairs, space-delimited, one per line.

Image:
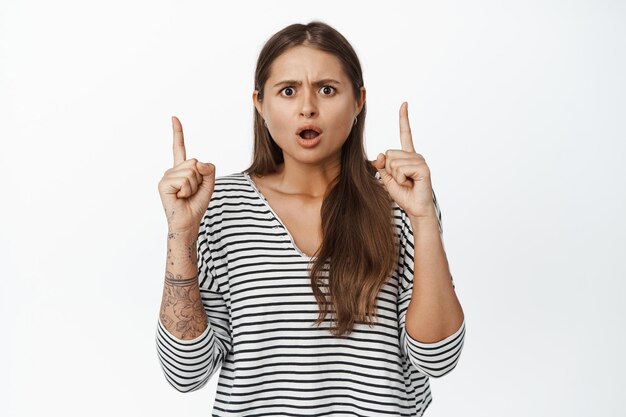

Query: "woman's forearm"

xmin=405 ymin=215 xmax=464 ymax=343
xmin=159 ymin=230 xmax=208 ymax=340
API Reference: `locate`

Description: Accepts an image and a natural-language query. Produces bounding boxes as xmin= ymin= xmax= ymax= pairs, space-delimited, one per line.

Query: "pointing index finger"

xmin=399 ymin=102 xmax=415 ymax=153
xmin=172 ymin=116 xmax=186 ymax=167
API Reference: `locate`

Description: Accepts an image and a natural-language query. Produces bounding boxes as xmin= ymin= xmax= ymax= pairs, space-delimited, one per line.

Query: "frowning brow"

xmin=272 ymin=79 xmax=342 ymax=88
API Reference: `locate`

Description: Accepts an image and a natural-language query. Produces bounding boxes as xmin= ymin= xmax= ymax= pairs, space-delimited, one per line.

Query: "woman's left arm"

xmin=373 ymin=101 xmax=465 ymax=343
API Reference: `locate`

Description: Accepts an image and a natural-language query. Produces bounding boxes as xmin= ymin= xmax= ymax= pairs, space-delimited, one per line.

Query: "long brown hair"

xmin=243 ymin=21 xmax=397 ymax=337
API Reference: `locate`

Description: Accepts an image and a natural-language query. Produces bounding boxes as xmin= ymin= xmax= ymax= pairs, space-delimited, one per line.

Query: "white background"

xmin=2 ymin=0 xmax=625 ymax=416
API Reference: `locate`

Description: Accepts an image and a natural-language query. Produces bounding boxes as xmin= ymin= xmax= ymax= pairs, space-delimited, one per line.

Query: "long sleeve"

xmin=155 ymin=215 xmax=232 ymax=392
xmin=397 ymin=188 xmax=466 ymax=378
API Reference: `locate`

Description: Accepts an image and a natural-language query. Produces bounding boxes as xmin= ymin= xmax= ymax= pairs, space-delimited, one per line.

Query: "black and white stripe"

xmin=156 ymin=171 xmax=465 ymax=416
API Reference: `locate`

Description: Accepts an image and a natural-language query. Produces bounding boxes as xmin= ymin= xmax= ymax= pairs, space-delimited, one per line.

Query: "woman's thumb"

xmin=198 ymin=162 xmax=215 ymax=175
xmin=198 ymin=162 xmax=215 ymax=190
xmin=372 ymin=153 xmax=385 ymax=170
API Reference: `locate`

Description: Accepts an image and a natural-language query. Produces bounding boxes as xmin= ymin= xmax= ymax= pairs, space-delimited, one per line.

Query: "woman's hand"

xmin=158 ymin=116 xmax=216 ymax=235
xmin=372 ymin=102 xmax=437 ymax=221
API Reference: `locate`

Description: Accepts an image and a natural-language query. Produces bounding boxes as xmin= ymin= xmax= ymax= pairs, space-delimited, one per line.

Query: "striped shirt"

xmin=155 ymin=171 xmax=466 ymax=416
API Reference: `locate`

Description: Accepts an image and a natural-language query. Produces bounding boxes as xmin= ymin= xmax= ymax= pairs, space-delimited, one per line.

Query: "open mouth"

xmin=298 ymin=130 xmax=320 ymax=139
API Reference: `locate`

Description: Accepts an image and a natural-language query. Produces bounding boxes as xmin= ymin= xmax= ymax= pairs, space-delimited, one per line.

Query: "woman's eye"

xmin=320 ymin=86 xmax=335 ymax=95
xmin=282 ymin=87 xmax=295 ymax=96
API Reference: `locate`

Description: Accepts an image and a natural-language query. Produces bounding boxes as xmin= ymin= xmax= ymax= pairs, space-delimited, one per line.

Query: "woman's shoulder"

xmin=214 ymin=171 xmax=247 ymax=184
xmin=211 ymin=172 xmax=249 ymax=190
xmin=206 ymin=172 xmax=254 ymax=203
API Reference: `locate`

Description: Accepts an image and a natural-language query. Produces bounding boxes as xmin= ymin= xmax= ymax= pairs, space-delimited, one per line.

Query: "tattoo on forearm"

xmin=160 ymin=271 xmax=207 ymax=339
xmin=186 ymin=238 xmax=196 ymax=261
xmin=164 ymin=272 xmax=198 ymax=286
xmin=166 ymin=233 xmax=198 ymax=266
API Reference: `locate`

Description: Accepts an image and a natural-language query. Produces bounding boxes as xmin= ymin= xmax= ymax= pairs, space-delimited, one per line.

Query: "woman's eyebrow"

xmin=272 ymin=78 xmax=342 ymax=88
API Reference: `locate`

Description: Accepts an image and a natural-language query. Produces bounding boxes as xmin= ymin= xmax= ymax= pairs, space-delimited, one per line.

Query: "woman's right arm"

xmin=155 ymin=116 xmax=227 ymax=392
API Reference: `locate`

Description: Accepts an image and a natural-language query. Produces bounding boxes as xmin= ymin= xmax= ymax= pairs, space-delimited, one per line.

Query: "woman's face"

xmin=253 ymin=45 xmax=366 ymax=167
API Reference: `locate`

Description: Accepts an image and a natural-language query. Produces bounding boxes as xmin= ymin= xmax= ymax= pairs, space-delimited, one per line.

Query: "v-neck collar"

xmin=242 ymin=172 xmax=315 ymax=260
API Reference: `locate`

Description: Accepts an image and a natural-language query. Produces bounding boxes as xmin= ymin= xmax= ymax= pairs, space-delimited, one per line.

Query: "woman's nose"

xmin=300 ymin=89 xmax=317 ymax=118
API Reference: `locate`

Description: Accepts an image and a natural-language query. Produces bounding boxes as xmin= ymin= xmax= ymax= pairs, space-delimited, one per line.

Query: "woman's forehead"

xmin=267 ymin=45 xmax=347 ymax=82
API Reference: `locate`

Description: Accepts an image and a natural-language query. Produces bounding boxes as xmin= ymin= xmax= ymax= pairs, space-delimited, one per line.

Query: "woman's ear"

xmin=357 ymin=86 xmax=366 ymax=115
xmin=252 ymin=90 xmax=263 ymax=118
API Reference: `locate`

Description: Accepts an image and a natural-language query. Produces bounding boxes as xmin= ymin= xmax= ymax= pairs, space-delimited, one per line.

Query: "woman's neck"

xmin=272 ymin=157 xmax=341 ymax=198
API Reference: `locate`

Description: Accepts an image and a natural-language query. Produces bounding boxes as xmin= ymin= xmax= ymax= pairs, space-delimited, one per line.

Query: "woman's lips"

xmin=295 ymin=124 xmax=322 ymax=136
xmin=296 ymin=133 xmax=322 ymax=148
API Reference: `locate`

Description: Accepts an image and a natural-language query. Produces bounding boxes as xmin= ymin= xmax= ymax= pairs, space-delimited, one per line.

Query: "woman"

xmin=156 ymin=21 xmax=465 ymax=417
